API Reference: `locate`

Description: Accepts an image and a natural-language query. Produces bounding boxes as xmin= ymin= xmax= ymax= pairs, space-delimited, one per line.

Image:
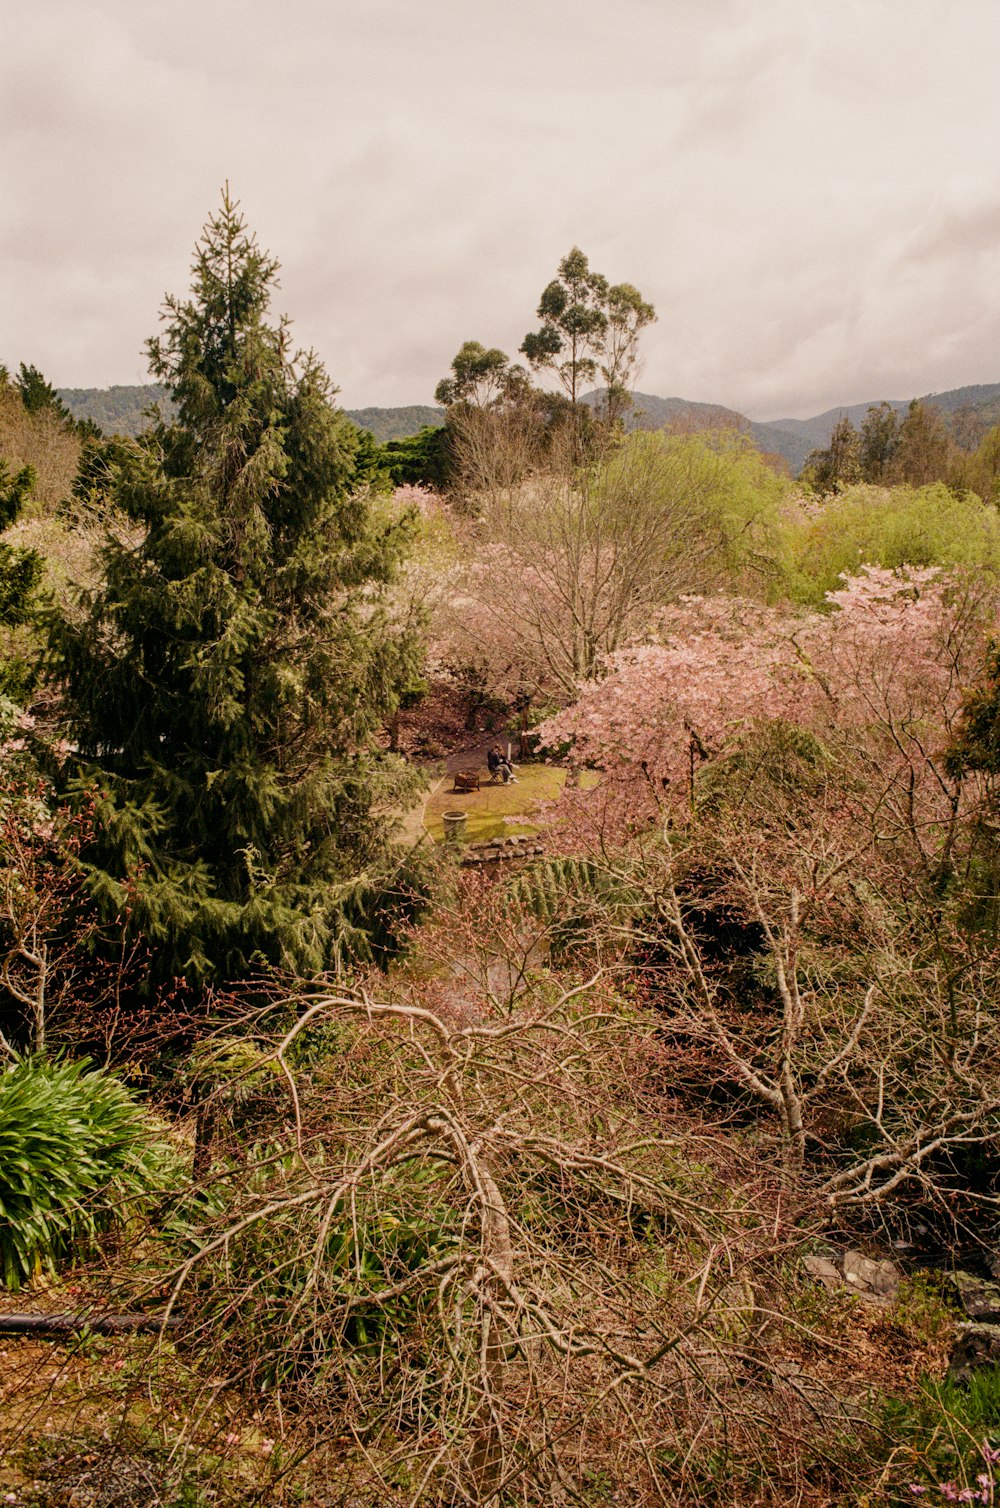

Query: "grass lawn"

xmin=423 ymin=763 xmax=568 ymax=843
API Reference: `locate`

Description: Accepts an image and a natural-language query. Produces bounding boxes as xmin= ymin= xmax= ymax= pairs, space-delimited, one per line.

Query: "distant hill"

xmin=58 ymin=384 xmax=175 ymax=437
xmin=587 ymin=390 xmax=805 ymax=471
xmin=57 ymin=380 xmax=1000 ymax=474
xmin=911 ymin=382 xmax=1000 ymax=417
xmin=586 ymin=390 xmax=748 ymax=433
xmin=755 ymin=382 xmax=1000 ymax=468
xmin=590 ymin=383 xmax=1000 ymax=474
xmin=57 ymin=386 xmax=443 ymax=444
xmin=345 ymin=405 xmax=443 ymax=442
xmin=746 ymin=417 xmax=821 ymax=473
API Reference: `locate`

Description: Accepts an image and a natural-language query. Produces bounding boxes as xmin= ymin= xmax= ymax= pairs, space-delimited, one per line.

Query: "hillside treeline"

xmin=802 ymin=396 xmax=1000 ymax=502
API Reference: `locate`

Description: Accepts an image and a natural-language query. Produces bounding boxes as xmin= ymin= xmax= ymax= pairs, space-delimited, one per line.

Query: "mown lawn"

xmin=423 ymin=762 xmax=567 ymax=843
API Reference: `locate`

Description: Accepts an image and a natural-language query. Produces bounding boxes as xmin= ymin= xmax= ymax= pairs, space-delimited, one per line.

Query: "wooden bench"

xmin=453 ymin=769 xmax=481 ymax=793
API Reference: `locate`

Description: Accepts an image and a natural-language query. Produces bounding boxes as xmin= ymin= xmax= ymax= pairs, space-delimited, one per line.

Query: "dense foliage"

xmin=0 ymin=1055 xmax=170 ymax=1290
xmin=378 ymin=422 xmax=453 ymax=488
xmin=48 ymin=195 xmax=424 ymax=984
xmin=0 ymin=459 xmax=43 ymax=700
xmin=781 ymin=479 xmax=1000 ymax=603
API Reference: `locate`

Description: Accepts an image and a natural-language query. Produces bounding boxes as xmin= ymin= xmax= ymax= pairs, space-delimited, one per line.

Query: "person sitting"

xmin=487 ymin=746 xmax=518 ymax=784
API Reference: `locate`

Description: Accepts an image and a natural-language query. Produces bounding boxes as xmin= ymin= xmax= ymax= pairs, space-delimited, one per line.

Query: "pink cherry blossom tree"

xmin=530 ymin=567 xmax=1000 ymax=1204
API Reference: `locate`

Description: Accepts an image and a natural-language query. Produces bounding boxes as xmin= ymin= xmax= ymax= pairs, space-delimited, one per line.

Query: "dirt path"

xmin=444 ymin=737 xmax=517 ymax=774
xmin=398 ymin=768 xmax=447 ymax=845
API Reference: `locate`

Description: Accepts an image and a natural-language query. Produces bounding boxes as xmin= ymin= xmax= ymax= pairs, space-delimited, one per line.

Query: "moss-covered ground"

xmin=423 ymin=761 xmax=568 ymax=843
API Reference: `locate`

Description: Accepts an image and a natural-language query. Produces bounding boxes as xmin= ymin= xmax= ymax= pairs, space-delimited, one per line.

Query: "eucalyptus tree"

xmin=434 ymin=340 xmax=528 ymax=409
xmin=520 ymin=247 xmax=655 ymax=421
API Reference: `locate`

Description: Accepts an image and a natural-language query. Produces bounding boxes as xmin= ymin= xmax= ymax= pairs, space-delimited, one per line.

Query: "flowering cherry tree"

xmin=539 ymin=567 xmax=993 ymax=825
xmin=537 ymin=594 xmax=805 ymax=801
xmin=530 ymin=567 xmax=1000 ymax=1204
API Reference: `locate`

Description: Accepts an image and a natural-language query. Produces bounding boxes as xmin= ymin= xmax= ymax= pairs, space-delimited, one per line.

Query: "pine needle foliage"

xmin=0 ymin=458 xmax=43 ymax=699
xmin=49 ymin=193 xmax=423 ymax=984
xmin=508 ymin=855 xmax=641 ymax=957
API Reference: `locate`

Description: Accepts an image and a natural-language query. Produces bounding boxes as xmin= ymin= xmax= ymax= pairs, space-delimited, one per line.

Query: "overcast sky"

xmin=3 ymin=0 xmax=1000 ymax=421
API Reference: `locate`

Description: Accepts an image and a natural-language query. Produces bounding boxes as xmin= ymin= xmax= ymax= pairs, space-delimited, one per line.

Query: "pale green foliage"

xmin=602 ymin=429 xmax=791 ymax=594
xmin=952 ymin=421 xmax=1000 ymax=505
xmin=657 ymin=430 xmax=790 ymax=588
xmin=781 ymin=481 xmax=1000 ymax=605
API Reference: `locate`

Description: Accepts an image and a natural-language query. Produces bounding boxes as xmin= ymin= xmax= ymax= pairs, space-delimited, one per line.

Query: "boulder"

xmin=842 ymin=1250 xmax=900 ymax=1299
xmin=801 ymin=1248 xmax=900 ymax=1303
xmin=948 ymin=1271 xmax=1000 ymax=1324
xmin=949 ymin=1322 xmax=1000 ymax=1383
xmin=802 ymin=1255 xmax=841 ymax=1291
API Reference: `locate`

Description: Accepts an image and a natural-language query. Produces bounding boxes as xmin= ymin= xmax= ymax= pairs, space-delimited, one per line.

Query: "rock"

xmin=842 ymin=1250 xmax=900 ymax=1298
xmin=803 ymin=1255 xmax=842 ymax=1291
xmin=949 ymin=1322 xmax=1000 ymax=1383
xmin=460 ymin=836 xmax=543 ymax=867
xmin=948 ymin=1271 xmax=1000 ymax=1324
xmin=801 ymin=1248 xmax=900 ymax=1303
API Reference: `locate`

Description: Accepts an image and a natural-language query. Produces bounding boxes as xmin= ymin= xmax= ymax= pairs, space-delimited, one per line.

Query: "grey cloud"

xmin=2 ymin=0 xmax=999 ymax=418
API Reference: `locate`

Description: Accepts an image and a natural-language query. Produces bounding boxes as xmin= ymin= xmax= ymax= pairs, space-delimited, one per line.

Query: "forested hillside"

xmin=584 ymin=382 xmax=1000 ymax=473
xmin=57 ymin=384 xmax=443 ymax=444
xmin=58 ymin=382 xmax=175 ymax=436
xmin=345 ymin=403 xmax=443 ymax=440
xmin=5 ymin=207 xmax=1000 ymax=1508
xmin=57 ymin=377 xmax=1000 ymax=475
xmin=758 ymin=380 xmax=1000 ymax=458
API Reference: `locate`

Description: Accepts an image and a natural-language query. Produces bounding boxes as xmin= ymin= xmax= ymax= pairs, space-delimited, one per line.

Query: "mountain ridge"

xmin=56 ymin=380 xmax=1000 ymax=474
xmin=606 ymin=383 xmax=1000 ymax=471
xmin=55 ymin=385 xmax=444 ymax=444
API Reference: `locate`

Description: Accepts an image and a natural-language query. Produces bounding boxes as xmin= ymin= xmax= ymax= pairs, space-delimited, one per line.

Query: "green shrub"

xmin=878 ymin=1368 xmax=1000 ymax=1503
xmin=783 ymin=481 xmax=1000 ymax=605
xmin=0 ymin=1055 xmax=172 ymax=1289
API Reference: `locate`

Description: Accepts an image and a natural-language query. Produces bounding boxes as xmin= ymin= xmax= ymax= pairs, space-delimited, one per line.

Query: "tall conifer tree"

xmin=50 ymin=193 xmax=421 ymax=983
xmin=0 ymin=460 xmax=42 ymax=701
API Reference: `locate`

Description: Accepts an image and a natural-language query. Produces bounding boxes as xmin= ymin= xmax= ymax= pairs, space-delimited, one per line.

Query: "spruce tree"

xmin=50 ymin=193 xmax=421 ymax=984
xmin=0 ymin=460 xmax=43 ymax=701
